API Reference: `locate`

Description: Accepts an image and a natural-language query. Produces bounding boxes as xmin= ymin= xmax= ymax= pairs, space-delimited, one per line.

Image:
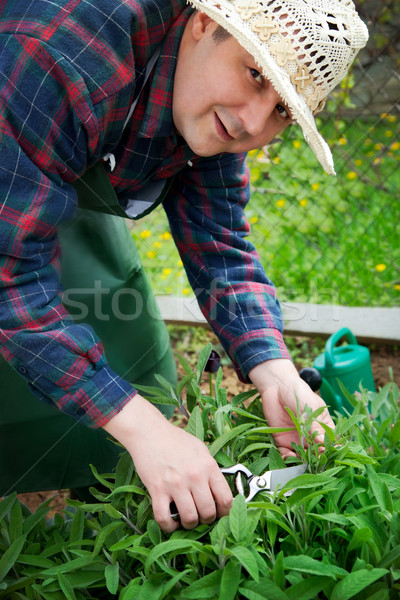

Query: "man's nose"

xmin=238 ymin=92 xmax=278 ymax=138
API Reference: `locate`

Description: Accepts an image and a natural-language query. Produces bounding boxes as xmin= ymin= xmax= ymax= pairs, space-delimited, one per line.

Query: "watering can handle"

xmin=325 ymin=327 xmax=358 ymax=371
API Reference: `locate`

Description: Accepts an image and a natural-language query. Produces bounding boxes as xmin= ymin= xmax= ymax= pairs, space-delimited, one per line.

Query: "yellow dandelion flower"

xmin=293 ymin=140 xmax=301 ymax=149
xmin=299 ymin=198 xmax=308 ymax=207
xmin=276 ymin=198 xmax=286 ymax=208
xmin=367 ymin=151 xmax=374 ymax=157
xmin=250 ymin=216 xmax=259 ymax=224
xmin=311 ymin=183 xmax=320 ymax=191
xmin=257 ymin=151 xmax=265 ymax=159
xmin=160 ymin=231 xmax=171 ymax=240
xmin=390 ymin=141 xmax=400 ymax=151
xmin=177 ymin=260 xmax=183 ymax=267
xmin=388 ymin=152 xmax=394 ymax=157
xmin=354 ymin=159 xmax=362 ymax=167
xmin=380 ymin=112 xmax=388 ymax=119
xmin=140 ymin=230 xmax=151 ymax=239
xmin=394 ymin=284 xmax=400 ymax=291
xmin=373 ymin=158 xmax=381 ymax=166
xmin=338 ymin=137 xmax=347 ymax=145
xmin=385 ymin=130 xmax=393 ymax=137
xmin=147 ymin=251 xmax=156 ymax=259
xmin=153 ymin=241 xmax=162 ymax=248
xmin=375 ymin=264 xmax=386 ymax=272
xmin=273 ymin=156 xmax=280 ymax=164
xmin=162 ymin=268 xmax=172 ymax=276
xmin=374 ymin=143 xmax=383 ymax=151
xmin=387 ymin=115 xmax=396 ymax=123
xmin=346 ymin=171 xmax=357 ymax=180
xmin=364 ymin=138 xmax=372 ymax=145
xmin=248 ymin=149 xmax=258 ymax=157
xmin=183 ymin=287 xmax=191 ymax=295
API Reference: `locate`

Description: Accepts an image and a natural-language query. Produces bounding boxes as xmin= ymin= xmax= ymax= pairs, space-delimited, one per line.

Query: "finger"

xmin=172 ymin=490 xmax=200 ymax=530
xmin=152 ymin=494 xmax=181 ymax=534
xmin=191 ymin=486 xmax=217 ymax=525
xmin=209 ymin=470 xmax=233 ymax=518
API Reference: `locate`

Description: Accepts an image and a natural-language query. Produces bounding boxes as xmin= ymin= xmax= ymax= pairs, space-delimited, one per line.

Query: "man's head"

xmin=174 ymin=0 xmax=368 ymax=174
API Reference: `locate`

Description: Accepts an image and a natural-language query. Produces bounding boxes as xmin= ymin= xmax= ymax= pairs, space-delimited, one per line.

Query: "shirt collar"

xmin=137 ymin=6 xmax=193 ymax=140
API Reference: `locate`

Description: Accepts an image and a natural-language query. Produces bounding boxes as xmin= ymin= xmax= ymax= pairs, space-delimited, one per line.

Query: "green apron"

xmin=0 ymin=163 xmax=176 ymax=495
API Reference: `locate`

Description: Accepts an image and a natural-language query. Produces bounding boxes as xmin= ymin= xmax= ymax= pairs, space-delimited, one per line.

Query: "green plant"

xmin=1 ymin=345 xmax=400 ymax=599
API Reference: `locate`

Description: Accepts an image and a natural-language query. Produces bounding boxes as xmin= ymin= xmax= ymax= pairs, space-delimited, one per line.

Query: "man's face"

xmin=173 ymin=12 xmax=293 ymax=157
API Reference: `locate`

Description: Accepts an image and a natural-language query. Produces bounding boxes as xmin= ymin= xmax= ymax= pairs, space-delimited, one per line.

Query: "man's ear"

xmin=190 ymin=11 xmax=216 ymax=41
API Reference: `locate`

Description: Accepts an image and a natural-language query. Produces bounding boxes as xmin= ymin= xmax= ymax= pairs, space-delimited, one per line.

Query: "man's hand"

xmin=103 ymin=394 xmax=233 ymax=532
xmin=249 ymin=358 xmax=335 ymax=459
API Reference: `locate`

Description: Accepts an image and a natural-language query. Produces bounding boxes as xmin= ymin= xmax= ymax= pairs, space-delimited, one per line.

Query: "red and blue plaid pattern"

xmin=0 ymin=0 xmax=289 ymax=428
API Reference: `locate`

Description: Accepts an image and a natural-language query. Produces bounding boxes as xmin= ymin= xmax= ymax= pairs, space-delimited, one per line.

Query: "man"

xmin=0 ymin=0 xmax=368 ymax=532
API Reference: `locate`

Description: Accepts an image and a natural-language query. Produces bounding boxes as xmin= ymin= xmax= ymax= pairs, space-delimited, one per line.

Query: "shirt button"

xmin=76 ymin=407 xmax=86 ymax=417
xmin=18 ymin=365 xmax=28 ymax=375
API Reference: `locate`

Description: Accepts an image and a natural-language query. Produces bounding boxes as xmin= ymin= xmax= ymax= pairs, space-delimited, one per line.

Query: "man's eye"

xmin=276 ymin=104 xmax=290 ymax=119
xmin=250 ymin=67 xmax=264 ymax=85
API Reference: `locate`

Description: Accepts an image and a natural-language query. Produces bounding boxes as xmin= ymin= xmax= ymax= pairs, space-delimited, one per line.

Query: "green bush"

xmin=1 ymin=345 xmax=400 ymax=599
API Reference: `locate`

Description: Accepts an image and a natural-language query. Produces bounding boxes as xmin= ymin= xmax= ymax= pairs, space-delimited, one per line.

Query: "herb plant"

xmin=1 ymin=345 xmax=400 ymax=599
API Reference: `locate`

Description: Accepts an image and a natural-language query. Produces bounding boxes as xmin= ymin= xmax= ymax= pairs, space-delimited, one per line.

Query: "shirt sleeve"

xmin=163 ymin=152 xmax=291 ymax=383
xmin=0 ymin=34 xmax=136 ymax=427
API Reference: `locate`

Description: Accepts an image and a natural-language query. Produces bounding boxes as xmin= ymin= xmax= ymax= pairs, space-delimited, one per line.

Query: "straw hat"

xmin=187 ymin=0 xmax=369 ymax=174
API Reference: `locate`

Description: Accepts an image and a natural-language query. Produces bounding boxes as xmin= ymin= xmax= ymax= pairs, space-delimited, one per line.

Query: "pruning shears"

xmin=170 ymin=463 xmax=307 ymax=520
xmin=220 ymin=462 xmax=308 ymax=502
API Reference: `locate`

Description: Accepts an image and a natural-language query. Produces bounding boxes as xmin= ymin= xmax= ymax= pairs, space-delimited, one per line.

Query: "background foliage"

xmin=129 ymin=0 xmax=400 ymax=308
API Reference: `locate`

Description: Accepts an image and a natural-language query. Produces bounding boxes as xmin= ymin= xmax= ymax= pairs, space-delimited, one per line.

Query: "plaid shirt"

xmin=0 ymin=0 xmax=289 ymax=428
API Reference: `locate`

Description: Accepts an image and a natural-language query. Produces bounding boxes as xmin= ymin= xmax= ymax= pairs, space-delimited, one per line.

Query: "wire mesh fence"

xmin=131 ymin=0 xmax=400 ymax=310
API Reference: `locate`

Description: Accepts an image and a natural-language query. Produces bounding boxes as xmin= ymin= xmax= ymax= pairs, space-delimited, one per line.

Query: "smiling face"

xmin=172 ymin=12 xmax=293 ymax=157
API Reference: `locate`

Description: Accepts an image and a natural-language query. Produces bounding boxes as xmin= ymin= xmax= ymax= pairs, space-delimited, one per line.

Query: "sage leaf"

xmin=330 ymin=568 xmax=388 ymax=600
xmin=285 ymin=575 xmax=332 ymax=600
xmin=180 ymin=569 xmax=222 ymax=598
xmin=57 ymin=573 xmax=77 ymax=600
xmin=239 ymin=578 xmax=290 ymax=600
xmin=186 ymin=405 xmax=204 ymax=441
xmin=144 ymin=540 xmax=203 ymax=576
xmin=366 ymin=464 xmax=394 ymax=514
xmin=227 ymin=546 xmax=259 ymax=581
xmin=229 ymin=494 xmax=247 ymax=543
xmin=209 ymin=423 xmax=253 ymax=456
xmin=283 ymin=555 xmax=347 ymax=579
xmin=219 ymin=559 xmax=242 ymax=600
xmin=105 ymin=562 xmax=119 ymax=595
xmin=0 ymin=534 xmax=26 ymax=583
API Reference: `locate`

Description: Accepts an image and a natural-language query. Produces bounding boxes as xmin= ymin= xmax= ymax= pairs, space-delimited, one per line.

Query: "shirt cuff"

xmin=229 ymin=328 xmax=291 ymax=383
xmin=27 ymin=362 xmax=138 ymax=429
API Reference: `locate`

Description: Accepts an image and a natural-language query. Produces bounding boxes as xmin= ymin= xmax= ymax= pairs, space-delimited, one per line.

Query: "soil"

xmin=11 ymin=334 xmax=399 ymax=517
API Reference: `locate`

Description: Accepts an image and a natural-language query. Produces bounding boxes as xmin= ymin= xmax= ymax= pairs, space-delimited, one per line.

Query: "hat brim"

xmin=187 ymin=0 xmax=336 ymax=175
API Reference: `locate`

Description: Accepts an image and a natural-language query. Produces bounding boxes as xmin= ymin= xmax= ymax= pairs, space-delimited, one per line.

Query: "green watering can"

xmin=300 ymin=327 xmax=376 ymax=414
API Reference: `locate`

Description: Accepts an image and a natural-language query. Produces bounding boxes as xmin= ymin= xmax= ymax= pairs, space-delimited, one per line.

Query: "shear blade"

xmin=268 ymin=463 xmax=307 ymax=493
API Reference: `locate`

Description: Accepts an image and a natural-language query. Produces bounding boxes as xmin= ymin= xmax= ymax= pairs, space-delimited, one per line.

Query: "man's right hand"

xmin=102 ymin=394 xmax=233 ymax=532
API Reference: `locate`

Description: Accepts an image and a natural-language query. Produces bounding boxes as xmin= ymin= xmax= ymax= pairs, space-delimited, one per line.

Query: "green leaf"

xmin=366 ymin=465 xmax=394 ymax=514
xmin=69 ymin=509 xmax=85 ymax=545
xmin=239 ymin=578 xmax=290 ymax=600
xmin=208 ymin=424 xmax=253 ymax=456
xmin=186 ymin=405 xmax=204 ymax=441
xmin=306 ymin=512 xmax=348 ymax=526
xmin=105 ymin=562 xmax=120 ymax=595
xmin=9 ymin=500 xmax=23 ymax=542
xmin=286 ymin=575 xmax=332 ymax=600
xmin=180 ymin=569 xmax=223 ymax=599
xmin=114 ymin=451 xmax=135 ymax=488
xmin=196 ymin=343 xmax=213 ymax=382
xmin=283 ymin=555 xmax=346 ymax=579
xmin=227 ymin=546 xmax=259 ymax=581
xmin=0 ymin=534 xmax=26 ymax=582
xmin=144 ymin=540 xmax=203 ymax=576
xmin=228 ymin=494 xmax=247 ymax=544
xmin=220 ymin=560 xmax=242 ymax=600
xmin=92 ymin=521 xmax=125 ymax=557
xmin=147 ymin=519 xmax=161 ymax=546
xmin=0 ymin=493 xmax=18 ymax=521
xmin=273 ymin=551 xmax=285 ymax=589
xmin=347 ymin=527 xmax=372 ymax=553
xmin=57 ymin=573 xmax=77 ymax=600
xmin=330 ymin=568 xmax=388 ymax=600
